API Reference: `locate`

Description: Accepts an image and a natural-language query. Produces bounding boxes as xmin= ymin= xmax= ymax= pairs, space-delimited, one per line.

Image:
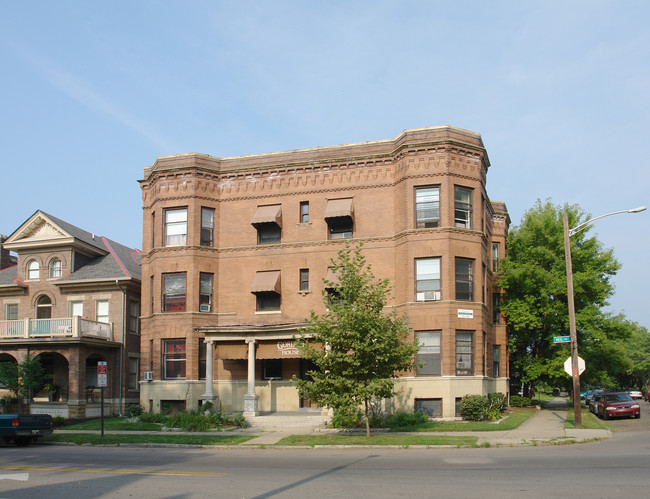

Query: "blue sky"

xmin=1 ymin=1 xmax=648 ymax=328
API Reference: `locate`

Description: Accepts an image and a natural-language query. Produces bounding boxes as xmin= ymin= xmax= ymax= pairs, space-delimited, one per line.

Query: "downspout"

xmin=116 ymin=280 xmax=126 ymax=417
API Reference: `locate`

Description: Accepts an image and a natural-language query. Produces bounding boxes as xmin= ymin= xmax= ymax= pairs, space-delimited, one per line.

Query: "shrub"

xmin=330 ymin=406 xmax=362 ymax=428
xmin=51 ymin=416 xmax=67 ymax=427
xmin=510 ymin=395 xmax=532 ymax=407
xmin=139 ymin=412 xmax=166 ymax=423
xmin=385 ymin=411 xmax=429 ymax=428
xmin=125 ymin=404 xmax=144 ymax=418
xmin=166 ymin=412 xmax=212 ymax=431
xmin=460 ymin=394 xmax=488 ymax=421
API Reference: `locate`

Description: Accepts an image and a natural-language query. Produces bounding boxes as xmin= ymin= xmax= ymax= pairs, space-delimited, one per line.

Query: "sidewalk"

xmin=54 ymin=398 xmax=611 ymax=447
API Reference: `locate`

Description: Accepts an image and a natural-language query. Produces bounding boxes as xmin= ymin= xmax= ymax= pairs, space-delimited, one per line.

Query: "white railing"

xmin=0 ymin=317 xmax=113 ymax=341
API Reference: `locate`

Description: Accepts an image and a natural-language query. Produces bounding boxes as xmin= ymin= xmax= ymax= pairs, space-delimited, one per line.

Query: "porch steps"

xmin=246 ymin=411 xmax=327 ymax=429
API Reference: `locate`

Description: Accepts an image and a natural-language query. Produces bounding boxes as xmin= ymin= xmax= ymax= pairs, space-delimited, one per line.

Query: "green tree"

xmin=497 ymin=199 xmax=625 ymax=394
xmin=293 ymin=243 xmax=419 ymax=437
xmin=0 ymin=355 xmax=45 ymax=402
xmin=612 ymin=321 xmax=650 ymax=390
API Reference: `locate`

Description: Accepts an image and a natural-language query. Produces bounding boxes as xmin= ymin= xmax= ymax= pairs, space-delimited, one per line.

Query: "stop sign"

xmin=564 ymin=356 xmax=585 ymax=376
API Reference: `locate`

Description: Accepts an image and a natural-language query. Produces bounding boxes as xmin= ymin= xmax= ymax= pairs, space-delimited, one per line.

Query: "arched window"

xmin=36 ymin=295 xmax=52 ymax=319
xmin=50 ymin=258 xmax=62 ymax=278
xmin=27 ymin=260 xmax=40 ymax=280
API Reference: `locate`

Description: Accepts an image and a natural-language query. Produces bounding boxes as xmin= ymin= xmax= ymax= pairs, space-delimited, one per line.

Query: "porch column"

xmin=200 ymin=340 xmax=217 ymax=404
xmin=243 ymin=338 xmax=258 ymax=416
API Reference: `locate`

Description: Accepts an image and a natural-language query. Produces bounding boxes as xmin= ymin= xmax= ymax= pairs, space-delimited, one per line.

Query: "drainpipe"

xmin=115 ymin=280 xmax=126 ymax=417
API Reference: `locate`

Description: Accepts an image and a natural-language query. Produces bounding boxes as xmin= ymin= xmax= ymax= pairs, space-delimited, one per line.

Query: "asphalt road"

xmin=1 ymin=401 xmax=648 ymax=498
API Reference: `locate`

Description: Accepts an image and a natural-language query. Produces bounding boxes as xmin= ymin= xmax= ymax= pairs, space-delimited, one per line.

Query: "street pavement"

xmin=55 ymin=397 xmax=611 ymax=447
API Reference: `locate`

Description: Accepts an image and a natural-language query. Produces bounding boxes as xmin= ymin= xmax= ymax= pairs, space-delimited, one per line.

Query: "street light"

xmin=563 ymin=206 xmax=646 ymax=428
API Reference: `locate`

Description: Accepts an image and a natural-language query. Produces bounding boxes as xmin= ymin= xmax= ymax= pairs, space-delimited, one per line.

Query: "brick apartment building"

xmin=0 ymin=211 xmax=141 ymax=417
xmin=139 ymin=126 xmax=509 ymax=418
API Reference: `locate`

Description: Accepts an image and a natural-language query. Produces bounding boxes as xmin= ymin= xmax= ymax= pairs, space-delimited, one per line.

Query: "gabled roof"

xmin=0 ymin=210 xmax=141 ymax=285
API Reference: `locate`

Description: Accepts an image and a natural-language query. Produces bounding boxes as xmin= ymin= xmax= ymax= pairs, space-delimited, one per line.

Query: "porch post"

xmin=243 ymin=338 xmax=258 ymax=416
xmin=200 ymin=340 xmax=217 ymax=404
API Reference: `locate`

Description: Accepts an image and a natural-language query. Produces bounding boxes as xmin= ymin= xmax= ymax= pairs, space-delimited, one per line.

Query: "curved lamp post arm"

xmin=569 ymin=206 xmax=647 ymax=237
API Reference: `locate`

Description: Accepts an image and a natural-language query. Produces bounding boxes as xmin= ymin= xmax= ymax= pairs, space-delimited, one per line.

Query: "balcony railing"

xmin=0 ymin=317 xmax=113 ymax=341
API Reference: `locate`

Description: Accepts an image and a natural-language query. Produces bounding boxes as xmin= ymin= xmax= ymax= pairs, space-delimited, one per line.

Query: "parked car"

xmin=589 ymin=392 xmax=605 ymax=414
xmin=586 ymin=389 xmax=603 ymax=410
xmin=646 ymin=388 xmax=650 ymax=402
xmin=628 ymin=389 xmax=643 ymax=400
xmin=597 ymin=392 xmax=640 ymax=420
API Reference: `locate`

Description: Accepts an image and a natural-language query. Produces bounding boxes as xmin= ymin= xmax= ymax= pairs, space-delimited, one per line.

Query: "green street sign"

xmin=553 ymin=336 xmax=571 ymax=343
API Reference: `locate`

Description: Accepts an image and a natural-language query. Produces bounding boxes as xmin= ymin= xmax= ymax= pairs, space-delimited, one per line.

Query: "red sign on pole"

xmin=97 ymin=361 xmax=107 ymax=387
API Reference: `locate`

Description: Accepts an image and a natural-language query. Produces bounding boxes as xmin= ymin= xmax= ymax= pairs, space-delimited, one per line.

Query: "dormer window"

xmin=49 ymin=258 xmax=62 ymax=278
xmin=27 ymin=260 xmax=40 ymax=280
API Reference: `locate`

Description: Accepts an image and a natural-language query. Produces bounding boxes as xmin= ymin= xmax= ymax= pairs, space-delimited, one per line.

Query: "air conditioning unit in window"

xmin=416 ymin=291 xmax=441 ymax=302
xmin=144 ymin=371 xmax=154 ymax=381
xmin=199 ymin=304 xmax=211 ymax=312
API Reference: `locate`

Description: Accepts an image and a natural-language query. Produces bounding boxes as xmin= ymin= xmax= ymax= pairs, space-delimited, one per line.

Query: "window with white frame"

xmin=415 ymin=258 xmax=441 ymax=301
xmin=300 ymin=201 xmax=310 ymax=223
xmin=456 ymin=331 xmax=474 ymax=375
xmin=128 ymin=301 xmax=139 ymax=333
xmin=70 ymin=301 xmax=83 ymax=317
xmin=200 ymin=207 xmax=214 ymax=247
xmin=163 ymin=339 xmax=186 ymax=379
xmin=493 ymin=345 xmax=500 ymax=377
xmin=128 ymin=357 xmax=139 ymax=390
xmin=49 ymin=258 xmax=62 ymax=278
xmin=416 ymin=331 xmax=441 ymax=375
xmin=96 ymin=300 xmax=109 ymax=323
xmin=454 ymin=186 xmax=472 ymax=228
xmin=6 ymin=303 xmax=18 ymax=320
xmin=299 ymin=269 xmax=309 ymax=291
xmin=415 ymin=186 xmax=440 ymax=228
xmin=163 ymin=273 xmax=186 ymax=312
xmin=165 ymin=208 xmax=188 ymax=246
xmin=27 ymin=260 xmax=40 ymax=280
xmin=492 ymin=242 xmax=500 ymax=272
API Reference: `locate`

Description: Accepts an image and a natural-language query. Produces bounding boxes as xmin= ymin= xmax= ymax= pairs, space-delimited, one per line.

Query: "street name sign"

xmin=553 ymin=336 xmax=571 ymax=343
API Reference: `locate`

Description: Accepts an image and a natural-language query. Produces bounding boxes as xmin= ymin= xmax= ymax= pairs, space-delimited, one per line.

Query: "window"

xmin=163 ymin=273 xmax=186 ymax=312
xmin=493 ymin=345 xmax=500 ymax=377
xmin=96 ymin=300 xmax=109 ymax=323
xmin=252 ymin=205 xmax=282 ymax=244
xmin=128 ymin=301 xmax=140 ymax=333
xmin=492 ymin=293 xmax=501 ymax=324
xmin=199 ymin=273 xmax=213 ymax=312
xmin=455 ymin=258 xmax=473 ymax=301
xmin=257 ymin=224 xmax=281 ymax=244
xmin=455 ymin=397 xmax=462 ymax=417
xmin=6 ymin=303 xmax=18 ymax=320
xmin=454 ymin=187 xmax=472 ymax=228
xmin=36 ymin=295 xmax=51 ymax=319
xmin=27 ymin=260 xmax=40 ymax=280
xmin=201 ymin=207 xmax=215 ymax=246
xmin=300 ymin=201 xmax=310 ymax=223
xmin=257 ymin=292 xmax=281 ymax=311
xmin=325 ymin=198 xmax=354 ymax=239
xmin=492 ymin=242 xmax=499 ymax=272
xmin=165 ymin=208 xmax=187 ymax=246
xmin=415 ymin=398 xmax=442 ymax=417
xmin=415 ymin=258 xmax=441 ymax=301
xmin=416 ymin=331 xmax=441 ymax=375
xmin=163 ymin=340 xmax=186 ymax=379
xmin=128 ymin=357 xmax=139 ymax=390
xmin=49 ymin=258 xmax=62 ymax=278
xmin=299 ymin=269 xmax=309 ymax=291
xmin=251 ymin=270 xmax=281 ymax=311
xmin=456 ymin=331 xmax=474 ymax=375
xmin=199 ymin=340 xmax=206 ymax=380
xmin=415 ymin=186 xmax=440 ymax=228
xmin=262 ymin=359 xmax=282 ymax=380
xmin=70 ymin=301 xmax=83 ymax=317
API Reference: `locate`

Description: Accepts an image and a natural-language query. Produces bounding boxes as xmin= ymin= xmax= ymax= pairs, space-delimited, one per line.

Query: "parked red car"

xmin=645 ymin=388 xmax=650 ymax=402
xmin=597 ymin=392 xmax=640 ymax=420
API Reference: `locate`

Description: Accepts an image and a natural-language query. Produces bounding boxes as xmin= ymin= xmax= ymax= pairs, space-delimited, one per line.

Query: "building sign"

xmin=277 ymin=341 xmax=299 ymax=356
xmin=97 ymin=361 xmax=107 ymax=387
xmin=457 ymin=309 xmax=474 ymax=319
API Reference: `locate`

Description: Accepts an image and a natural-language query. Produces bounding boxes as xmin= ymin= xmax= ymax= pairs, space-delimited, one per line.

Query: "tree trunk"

xmin=364 ymin=400 xmax=370 ymax=438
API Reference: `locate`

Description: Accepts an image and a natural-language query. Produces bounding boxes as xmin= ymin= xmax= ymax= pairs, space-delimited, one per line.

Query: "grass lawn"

xmin=389 ymin=407 xmax=536 ymax=432
xmin=62 ymin=418 xmax=164 ymax=431
xmin=43 ymin=433 xmax=254 ymax=446
xmin=564 ymin=401 xmax=608 ymax=430
xmin=275 ymin=434 xmax=479 ymax=447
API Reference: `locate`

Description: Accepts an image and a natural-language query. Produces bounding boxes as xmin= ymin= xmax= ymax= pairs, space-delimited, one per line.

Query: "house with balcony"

xmin=0 ymin=211 xmax=141 ymax=417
